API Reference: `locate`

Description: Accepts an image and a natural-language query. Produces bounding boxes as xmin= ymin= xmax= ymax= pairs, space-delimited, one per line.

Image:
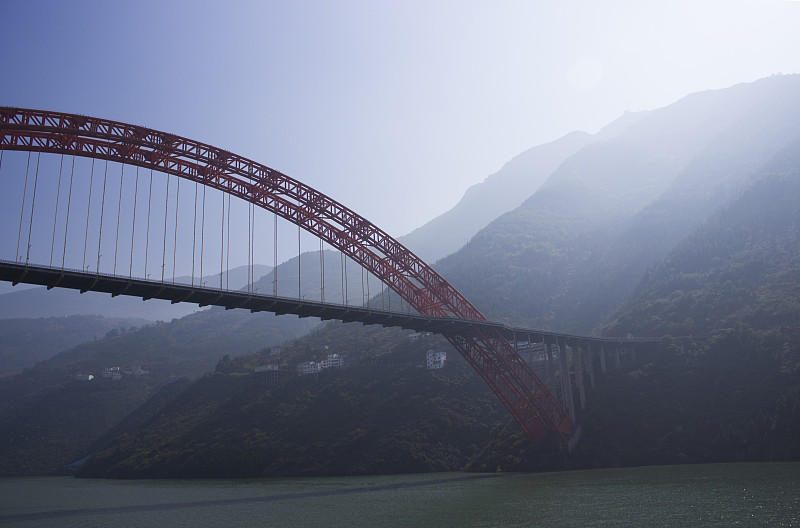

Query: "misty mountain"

xmin=0 ymin=304 xmax=317 ymax=476
xmin=460 ymin=80 xmax=800 ymax=471
xmin=560 ymin=162 xmax=800 ymax=470
xmin=0 ymin=263 xmax=271 ymax=321
xmin=437 ymin=74 xmax=800 ymax=332
xmin=0 ymin=315 xmax=146 ymax=377
xmin=399 ymin=131 xmax=591 ymax=262
xmin=252 ymin=249 xmax=404 ymax=311
xmin=398 ymin=111 xmax=649 ymax=264
xmin=606 ymin=144 xmax=800 ymax=339
xmin=174 ymin=263 xmax=273 ymax=292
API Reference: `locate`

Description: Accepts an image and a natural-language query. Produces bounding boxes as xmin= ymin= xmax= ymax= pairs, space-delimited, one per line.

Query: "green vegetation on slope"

xmin=0 ymin=308 xmax=317 ymax=476
xmin=472 ymin=165 xmax=800 ymax=472
xmin=437 ymin=75 xmax=800 ymax=333
xmin=0 ymin=315 xmax=146 ymax=376
xmin=0 ymin=376 xmax=156 ymax=476
xmin=608 ymin=169 xmax=800 ymax=340
xmin=79 ymin=326 xmax=508 ymax=478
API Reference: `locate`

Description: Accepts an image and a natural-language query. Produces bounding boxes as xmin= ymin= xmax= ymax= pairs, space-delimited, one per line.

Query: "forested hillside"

xmin=607 ymin=150 xmax=800 ymax=339
xmin=438 ymin=75 xmax=800 ymax=333
xmin=0 ymin=308 xmax=316 ymax=476
xmin=0 ymin=315 xmax=145 ymax=376
xmin=400 ymin=131 xmax=592 ymax=262
xmin=0 ymin=264 xmax=270 ymax=321
xmin=78 ymin=326 xmax=510 ymax=478
xmin=474 ymin=155 xmax=800 ymax=471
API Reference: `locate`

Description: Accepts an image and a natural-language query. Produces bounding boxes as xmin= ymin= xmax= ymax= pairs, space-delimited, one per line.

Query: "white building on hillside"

xmin=297 ymin=353 xmax=349 ymax=376
xmin=426 ymin=350 xmax=447 ymax=369
xmin=102 ymin=367 xmax=122 ymax=380
xmin=297 ymin=361 xmax=321 ymax=376
xmin=320 ymin=354 xmax=344 ymax=369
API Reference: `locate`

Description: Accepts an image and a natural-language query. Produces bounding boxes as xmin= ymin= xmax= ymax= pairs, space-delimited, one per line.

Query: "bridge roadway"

xmin=0 ymin=260 xmax=657 ymax=347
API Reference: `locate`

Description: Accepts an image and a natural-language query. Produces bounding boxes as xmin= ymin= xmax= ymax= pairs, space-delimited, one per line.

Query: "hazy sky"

xmin=2 ymin=0 xmax=800 ymax=243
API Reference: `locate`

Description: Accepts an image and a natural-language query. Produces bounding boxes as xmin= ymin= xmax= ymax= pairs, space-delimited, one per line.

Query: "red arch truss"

xmin=0 ymin=107 xmax=572 ymax=444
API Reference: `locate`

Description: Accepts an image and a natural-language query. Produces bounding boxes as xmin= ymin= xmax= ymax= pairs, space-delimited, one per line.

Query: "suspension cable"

xmin=61 ymin=155 xmax=75 ymax=270
xmin=172 ymin=177 xmax=180 ymax=283
xmin=200 ymin=184 xmax=206 ymax=285
xmin=50 ymin=153 xmax=65 ymax=267
xmin=220 ymin=189 xmax=225 ymax=289
xmin=16 ymin=151 xmax=31 ymax=262
xmin=320 ymin=238 xmax=324 ymax=303
xmin=273 ymin=211 xmax=277 ymax=296
xmin=129 ymin=166 xmax=139 ymax=279
xmin=96 ymin=157 xmax=109 ymax=273
xmin=113 ymin=163 xmax=124 ymax=275
xmin=252 ymin=203 xmax=256 ymax=292
xmin=247 ymin=201 xmax=252 ymax=293
xmin=341 ymin=251 xmax=345 ymax=305
xmin=144 ymin=169 xmax=153 ymax=280
xmin=82 ymin=158 xmax=95 ymax=271
xmin=297 ymin=223 xmax=301 ymax=298
xmin=162 ymin=173 xmax=170 ymax=283
xmin=251 ymin=202 xmax=255 ymax=293
xmin=191 ymin=182 xmax=198 ymax=287
xmin=225 ymin=193 xmax=231 ymax=289
xmin=26 ymin=152 xmax=41 ymax=266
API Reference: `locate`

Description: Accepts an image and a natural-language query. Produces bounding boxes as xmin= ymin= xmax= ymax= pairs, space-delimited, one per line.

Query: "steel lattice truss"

xmin=0 ymin=106 xmax=573 ymax=444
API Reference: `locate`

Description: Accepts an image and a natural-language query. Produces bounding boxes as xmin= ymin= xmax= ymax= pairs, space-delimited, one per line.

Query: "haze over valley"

xmin=1 ymin=75 xmax=799 ymax=479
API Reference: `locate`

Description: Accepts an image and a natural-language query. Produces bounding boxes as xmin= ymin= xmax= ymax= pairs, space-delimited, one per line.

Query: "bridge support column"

xmin=585 ymin=343 xmax=596 ymax=390
xmin=599 ymin=345 xmax=607 ymax=373
xmin=614 ymin=347 xmax=621 ymax=369
xmin=545 ymin=339 xmax=557 ymax=394
xmin=557 ymin=340 xmax=576 ymax=424
xmin=574 ymin=342 xmax=586 ymax=411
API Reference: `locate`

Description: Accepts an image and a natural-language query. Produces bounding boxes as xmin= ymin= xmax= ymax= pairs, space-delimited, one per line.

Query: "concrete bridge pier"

xmin=614 ymin=347 xmax=622 ymax=369
xmin=599 ymin=344 xmax=608 ymax=373
xmin=586 ymin=343 xmax=596 ymax=390
xmin=545 ymin=338 xmax=557 ymax=395
xmin=556 ymin=339 xmax=576 ymax=424
xmin=573 ymin=341 xmax=587 ymax=411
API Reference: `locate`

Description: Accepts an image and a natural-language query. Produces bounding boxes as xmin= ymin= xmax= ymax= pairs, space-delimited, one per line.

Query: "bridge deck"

xmin=0 ymin=260 xmax=658 ymax=346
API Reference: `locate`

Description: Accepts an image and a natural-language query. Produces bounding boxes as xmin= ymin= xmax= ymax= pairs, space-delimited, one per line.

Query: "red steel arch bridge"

xmin=0 ymin=107 xmax=654 ymax=448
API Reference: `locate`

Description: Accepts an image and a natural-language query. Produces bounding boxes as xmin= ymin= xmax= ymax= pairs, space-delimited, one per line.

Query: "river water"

xmin=1 ymin=462 xmax=797 ymax=527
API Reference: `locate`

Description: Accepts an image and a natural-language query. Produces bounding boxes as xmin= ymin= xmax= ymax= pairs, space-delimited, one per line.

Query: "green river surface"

xmin=1 ymin=462 xmax=798 ymax=527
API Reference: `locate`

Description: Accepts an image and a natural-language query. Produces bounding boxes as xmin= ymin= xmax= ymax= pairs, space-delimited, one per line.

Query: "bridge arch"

xmin=1 ymin=107 xmax=573 ymax=444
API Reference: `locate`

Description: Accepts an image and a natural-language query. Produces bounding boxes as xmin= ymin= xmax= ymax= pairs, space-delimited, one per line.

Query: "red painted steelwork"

xmin=0 ymin=107 xmax=572 ymax=444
